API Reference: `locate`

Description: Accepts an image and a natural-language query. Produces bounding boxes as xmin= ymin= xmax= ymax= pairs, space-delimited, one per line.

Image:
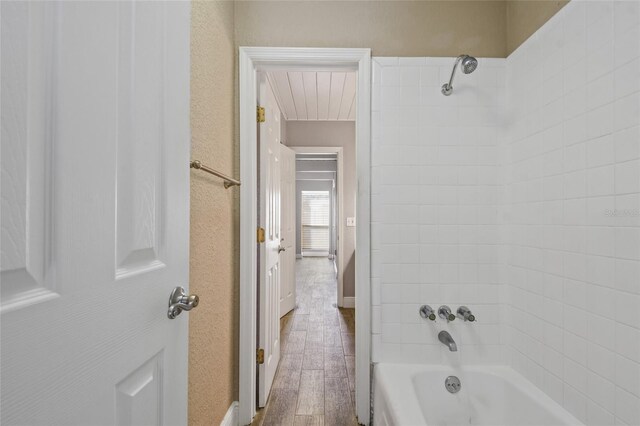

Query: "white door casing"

xmin=257 ymin=73 xmax=282 ymax=407
xmin=0 ymin=2 xmax=191 ymax=425
xmin=280 ymin=145 xmax=296 ymax=317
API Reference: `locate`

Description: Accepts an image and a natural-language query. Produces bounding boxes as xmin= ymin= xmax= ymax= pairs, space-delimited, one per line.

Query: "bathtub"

xmin=374 ymin=364 xmax=582 ymax=426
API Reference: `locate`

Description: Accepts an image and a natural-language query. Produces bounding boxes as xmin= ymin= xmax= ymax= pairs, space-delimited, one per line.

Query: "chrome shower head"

xmin=442 ymin=54 xmax=478 ymax=96
xmin=461 ymin=55 xmax=478 ymax=74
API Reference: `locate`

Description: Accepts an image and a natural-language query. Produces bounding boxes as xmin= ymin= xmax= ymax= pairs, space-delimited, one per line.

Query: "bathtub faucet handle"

xmin=457 ymin=306 xmax=475 ymax=322
xmin=419 ymin=305 xmax=436 ymax=321
xmin=438 ymin=305 xmax=455 ymax=322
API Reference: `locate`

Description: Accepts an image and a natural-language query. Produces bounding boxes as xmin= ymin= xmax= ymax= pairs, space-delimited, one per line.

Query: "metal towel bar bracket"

xmin=190 ymin=160 xmax=240 ymax=189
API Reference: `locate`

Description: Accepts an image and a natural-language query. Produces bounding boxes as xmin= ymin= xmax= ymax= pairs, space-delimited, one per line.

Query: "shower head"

xmin=461 ymin=55 xmax=478 ymax=74
xmin=441 ymin=54 xmax=478 ymax=96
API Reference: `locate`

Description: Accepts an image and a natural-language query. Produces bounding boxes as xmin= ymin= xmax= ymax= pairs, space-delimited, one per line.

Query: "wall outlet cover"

xmin=346 ymin=217 xmax=356 ymax=227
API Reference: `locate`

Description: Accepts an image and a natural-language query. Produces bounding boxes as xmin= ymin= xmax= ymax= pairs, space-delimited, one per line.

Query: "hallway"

xmin=253 ymin=258 xmax=357 ymax=426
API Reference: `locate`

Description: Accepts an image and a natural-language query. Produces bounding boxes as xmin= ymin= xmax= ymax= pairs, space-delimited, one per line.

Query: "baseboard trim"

xmin=343 ymin=297 xmax=355 ymax=308
xmin=220 ymin=401 xmax=239 ymax=426
xmin=296 ymin=254 xmax=303 ymax=259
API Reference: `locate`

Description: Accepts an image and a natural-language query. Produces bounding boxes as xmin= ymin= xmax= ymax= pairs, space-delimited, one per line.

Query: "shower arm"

xmin=444 ymin=55 xmax=466 ymax=91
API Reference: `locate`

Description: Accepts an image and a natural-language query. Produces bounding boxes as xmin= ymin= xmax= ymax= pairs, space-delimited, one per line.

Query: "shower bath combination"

xmin=441 ymin=54 xmax=478 ymax=96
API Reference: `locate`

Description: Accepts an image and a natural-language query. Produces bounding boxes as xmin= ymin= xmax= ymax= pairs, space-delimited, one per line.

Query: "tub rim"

xmin=373 ymin=363 xmax=584 ymax=426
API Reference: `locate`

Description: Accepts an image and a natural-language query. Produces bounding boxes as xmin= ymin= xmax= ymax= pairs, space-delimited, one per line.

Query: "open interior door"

xmin=280 ymin=145 xmax=296 ymax=317
xmin=257 ymin=73 xmax=282 ymax=407
xmin=0 ymin=2 xmax=191 ymax=424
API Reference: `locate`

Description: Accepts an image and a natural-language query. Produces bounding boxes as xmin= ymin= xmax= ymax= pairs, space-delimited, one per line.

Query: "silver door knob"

xmin=278 ymin=246 xmax=285 ymax=253
xmin=168 ymin=286 xmax=199 ymax=319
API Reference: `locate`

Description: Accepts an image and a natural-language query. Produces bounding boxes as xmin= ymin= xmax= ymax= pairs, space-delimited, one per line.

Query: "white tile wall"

xmin=371 ymin=56 xmax=507 ymax=365
xmin=504 ymin=1 xmax=640 ymax=425
xmin=371 ymin=2 xmax=639 ymax=424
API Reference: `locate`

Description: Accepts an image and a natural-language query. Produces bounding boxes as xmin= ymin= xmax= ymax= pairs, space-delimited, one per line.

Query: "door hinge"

xmin=257 ymin=106 xmax=265 ymax=123
xmin=257 ymin=348 xmax=265 ymax=364
xmin=257 ymin=227 xmax=265 ymax=243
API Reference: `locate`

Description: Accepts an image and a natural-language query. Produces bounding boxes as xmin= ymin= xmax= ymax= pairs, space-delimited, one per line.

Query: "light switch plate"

xmin=346 ymin=217 xmax=356 ymax=227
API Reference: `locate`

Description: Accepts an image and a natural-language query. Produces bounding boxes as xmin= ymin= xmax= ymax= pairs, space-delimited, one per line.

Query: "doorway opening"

xmin=253 ymin=70 xmax=356 ymax=424
xmin=292 ymin=147 xmax=346 ymax=309
xmin=239 ymin=48 xmax=371 ymax=425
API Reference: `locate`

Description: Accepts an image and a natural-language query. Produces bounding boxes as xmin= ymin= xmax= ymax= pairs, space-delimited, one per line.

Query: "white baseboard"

xmin=343 ymin=297 xmax=355 ymax=308
xmin=220 ymin=401 xmax=238 ymax=426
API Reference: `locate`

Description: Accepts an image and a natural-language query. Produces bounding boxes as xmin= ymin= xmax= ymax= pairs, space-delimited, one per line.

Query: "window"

xmin=301 ymin=190 xmax=330 ymax=254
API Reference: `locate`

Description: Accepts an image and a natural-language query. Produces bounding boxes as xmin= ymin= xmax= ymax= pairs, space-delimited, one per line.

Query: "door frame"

xmin=239 ymin=47 xmax=371 ymax=425
xmin=291 ymin=146 xmax=344 ymax=308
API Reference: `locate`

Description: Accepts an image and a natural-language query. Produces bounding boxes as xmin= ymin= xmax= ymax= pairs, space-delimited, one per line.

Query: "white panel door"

xmin=279 ymin=145 xmax=296 ymax=317
xmin=257 ymin=74 xmax=282 ymax=407
xmin=0 ymin=2 xmax=191 ymax=425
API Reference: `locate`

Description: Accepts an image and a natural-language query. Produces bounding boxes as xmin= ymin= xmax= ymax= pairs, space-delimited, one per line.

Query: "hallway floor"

xmin=252 ymin=257 xmax=357 ymax=426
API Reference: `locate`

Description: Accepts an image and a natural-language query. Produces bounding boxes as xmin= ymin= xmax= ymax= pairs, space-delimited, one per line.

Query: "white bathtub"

xmin=374 ymin=364 xmax=583 ymax=426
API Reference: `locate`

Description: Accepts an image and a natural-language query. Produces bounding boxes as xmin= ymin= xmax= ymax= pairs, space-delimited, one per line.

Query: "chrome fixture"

xmin=168 ymin=286 xmax=199 ymax=319
xmin=441 ymin=54 xmax=478 ymax=96
xmin=438 ymin=330 xmax=458 ymax=352
xmin=419 ymin=305 xmax=437 ymax=321
xmin=438 ymin=305 xmax=456 ymax=322
xmin=445 ymin=376 xmax=462 ymax=393
xmin=457 ymin=306 xmax=476 ymax=322
xmin=190 ymin=160 xmax=240 ymax=189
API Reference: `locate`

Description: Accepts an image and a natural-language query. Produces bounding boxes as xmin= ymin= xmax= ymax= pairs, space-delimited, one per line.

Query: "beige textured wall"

xmin=235 ymin=1 xmax=508 ymax=57
xmin=285 ymin=121 xmax=357 ymax=298
xmin=506 ymin=0 xmax=570 ymax=54
xmin=189 ymin=1 xmax=238 ymax=425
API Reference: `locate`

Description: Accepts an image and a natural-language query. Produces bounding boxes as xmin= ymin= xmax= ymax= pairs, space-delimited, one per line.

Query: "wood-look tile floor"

xmin=252 ymin=258 xmax=358 ymax=426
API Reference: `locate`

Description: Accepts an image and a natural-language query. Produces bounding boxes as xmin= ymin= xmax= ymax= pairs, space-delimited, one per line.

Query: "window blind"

xmin=301 ymin=191 xmax=330 ymax=252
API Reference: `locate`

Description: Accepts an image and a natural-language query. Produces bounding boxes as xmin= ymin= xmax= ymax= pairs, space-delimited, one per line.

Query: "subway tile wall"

xmin=371 ymin=1 xmax=639 ymax=424
xmin=371 ymin=56 xmax=507 ymax=365
xmin=504 ymin=1 xmax=640 ymax=425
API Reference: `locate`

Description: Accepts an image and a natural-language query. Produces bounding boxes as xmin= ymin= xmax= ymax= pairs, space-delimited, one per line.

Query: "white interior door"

xmin=0 ymin=2 xmax=191 ymax=425
xmin=257 ymin=74 xmax=281 ymax=407
xmin=280 ymin=145 xmax=296 ymax=317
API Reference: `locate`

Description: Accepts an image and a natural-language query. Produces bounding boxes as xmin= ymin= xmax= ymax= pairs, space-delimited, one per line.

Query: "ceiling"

xmin=267 ymin=71 xmax=356 ymax=121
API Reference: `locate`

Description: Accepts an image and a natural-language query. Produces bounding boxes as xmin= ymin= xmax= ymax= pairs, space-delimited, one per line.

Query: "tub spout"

xmin=438 ymin=330 xmax=457 ymax=352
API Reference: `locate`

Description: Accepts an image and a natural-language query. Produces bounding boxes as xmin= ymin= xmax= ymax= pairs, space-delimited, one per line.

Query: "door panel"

xmin=115 ymin=351 xmax=164 ymax=426
xmin=116 ymin=0 xmax=167 ymax=278
xmin=280 ymin=145 xmax=296 ymax=317
xmin=1 ymin=1 xmax=57 ymax=311
xmin=0 ymin=2 xmax=191 ymax=424
xmin=258 ymin=74 xmax=282 ymax=407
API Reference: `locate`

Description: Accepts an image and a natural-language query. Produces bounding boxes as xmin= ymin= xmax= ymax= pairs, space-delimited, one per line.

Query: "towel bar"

xmin=190 ymin=160 xmax=240 ymax=189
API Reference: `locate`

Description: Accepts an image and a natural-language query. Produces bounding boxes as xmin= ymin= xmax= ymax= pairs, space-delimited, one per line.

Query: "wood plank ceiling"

xmin=267 ymin=71 xmax=356 ymax=121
